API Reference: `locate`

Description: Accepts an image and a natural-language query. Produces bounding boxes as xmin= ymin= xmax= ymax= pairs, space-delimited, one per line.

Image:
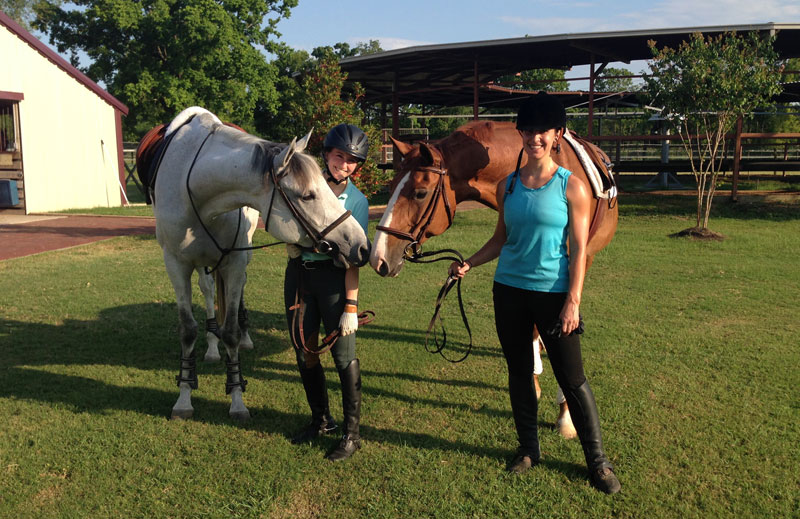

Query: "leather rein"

xmin=376 ymin=164 xmax=472 ymax=363
xmin=180 ymin=125 xmax=352 ymax=274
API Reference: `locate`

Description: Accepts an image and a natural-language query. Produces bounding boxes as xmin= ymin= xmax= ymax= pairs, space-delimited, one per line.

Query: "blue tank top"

xmin=493 ymin=166 xmax=571 ymax=292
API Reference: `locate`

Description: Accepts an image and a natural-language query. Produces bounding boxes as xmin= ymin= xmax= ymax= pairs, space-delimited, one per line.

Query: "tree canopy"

xmin=33 ymin=0 xmax=297 ymax=138
xmin=644 ymin=31 xmax=783 ymax=233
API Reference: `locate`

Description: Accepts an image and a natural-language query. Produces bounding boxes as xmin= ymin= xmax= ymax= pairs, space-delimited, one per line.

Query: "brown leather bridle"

xmin=375 ymin=165 xmax=455 ymax=259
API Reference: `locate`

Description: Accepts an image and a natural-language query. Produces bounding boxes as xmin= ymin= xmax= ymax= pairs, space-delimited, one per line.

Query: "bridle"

xmin=182 ymin=125 xmax=353 ymax=273
xmin=376 ymin=161 xmax=472 ymax=363
xmin=375 ymin=164 xmax=455 ymax=260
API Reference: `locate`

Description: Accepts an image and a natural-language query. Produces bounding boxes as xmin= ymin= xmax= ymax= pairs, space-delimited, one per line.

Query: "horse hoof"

xmin=203 ymin=351 xmax=221 ymax=363
xmin=230 ymin=409 xmax=251 ymax=422
xmin=557 ymin=418 xmax=577 ymax=439
xmin=171 ymin=408 xmax=194 ymax=420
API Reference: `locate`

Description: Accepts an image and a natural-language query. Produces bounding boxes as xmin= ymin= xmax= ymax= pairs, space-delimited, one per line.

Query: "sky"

xmin=273 ymin=0 xmax=800 ymax=87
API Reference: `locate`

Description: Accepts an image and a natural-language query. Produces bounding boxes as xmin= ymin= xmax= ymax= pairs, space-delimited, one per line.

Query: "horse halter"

xmin=375 ymin=164 xmax=455 ymax=259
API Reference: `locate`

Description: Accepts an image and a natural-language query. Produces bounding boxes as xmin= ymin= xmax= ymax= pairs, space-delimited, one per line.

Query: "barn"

xmin=0 ymin=11 xmax=129 ymax=215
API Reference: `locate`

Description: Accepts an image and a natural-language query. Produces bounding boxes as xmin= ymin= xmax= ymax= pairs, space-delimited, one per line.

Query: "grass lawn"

xmin=1 ymin=195 xmax=798 ymax=518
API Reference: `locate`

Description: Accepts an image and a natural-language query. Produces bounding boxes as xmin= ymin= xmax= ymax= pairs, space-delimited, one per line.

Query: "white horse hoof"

xmin=203 ymin=350 xmax=221 ymax=363
xmin=230 ymin=409 xmax=251 ymax=422
xmin=557 ymin=413 xmax=578 ymax=439
xmin=171 ymin=408 xmax=194 ymax=420
xmin=239 ymin=332 xmax=254 ymax=351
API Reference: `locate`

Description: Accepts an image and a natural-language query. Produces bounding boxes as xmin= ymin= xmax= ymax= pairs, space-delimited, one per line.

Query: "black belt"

xmin=297 ymin=258 xmax=335 ymax=270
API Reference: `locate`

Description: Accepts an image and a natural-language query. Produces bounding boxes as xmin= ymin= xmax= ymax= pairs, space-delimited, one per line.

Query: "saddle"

xmin=561 ymin=130 xmax=619 ymax=241
xmin=135 ymin=119 xmax=247 ymax=205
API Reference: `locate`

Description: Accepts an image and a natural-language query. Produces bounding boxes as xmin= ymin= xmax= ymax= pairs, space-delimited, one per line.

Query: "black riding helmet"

xmin=516 ymin=91 xmax=567 ymax=132
xmin=323 ymin=123 xmax=369 ymax=161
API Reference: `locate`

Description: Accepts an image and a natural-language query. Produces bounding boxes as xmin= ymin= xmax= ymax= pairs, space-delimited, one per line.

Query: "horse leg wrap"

xmin=206 ymin=317 xmax=221 ymax=339
xmin=225 ymin=355 xmax=248 ymax=394
xmin=176 ymin=350 xmax=198 ymax=389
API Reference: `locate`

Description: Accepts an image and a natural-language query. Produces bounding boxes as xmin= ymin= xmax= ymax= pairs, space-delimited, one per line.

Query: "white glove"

xmin=339 ymin=309 xmax=359 ymax=336
xmin=286 ymin=244 xmax=302 ymax=259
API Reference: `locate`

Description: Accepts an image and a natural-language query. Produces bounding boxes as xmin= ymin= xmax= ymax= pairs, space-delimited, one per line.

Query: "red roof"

xmin=0 ymin=10 xmax=128 ymax=115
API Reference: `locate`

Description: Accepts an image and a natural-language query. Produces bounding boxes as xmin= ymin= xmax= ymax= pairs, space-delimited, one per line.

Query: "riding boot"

xmin=562 ymin=381 xmax=621 ymax=494
xmin=507 ymin=372 xmax=541 ymax=473
xmin=326 ymin=359 xmax=361 ymax=461
xmin=291 ymin=363 xmax=337 ymax=444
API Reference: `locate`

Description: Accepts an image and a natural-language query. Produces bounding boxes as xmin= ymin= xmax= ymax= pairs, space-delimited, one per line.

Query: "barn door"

xmin=0 ymin=100 xmax=24 ymax=212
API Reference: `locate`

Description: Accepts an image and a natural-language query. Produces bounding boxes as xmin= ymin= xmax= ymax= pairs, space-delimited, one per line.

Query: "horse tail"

xmin=215 ymin=270 xmax=227 ymax=329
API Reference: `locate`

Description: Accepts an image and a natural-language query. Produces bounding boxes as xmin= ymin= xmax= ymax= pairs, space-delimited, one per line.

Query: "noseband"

xmin=375 ymin=165 xmax=454 ymax=259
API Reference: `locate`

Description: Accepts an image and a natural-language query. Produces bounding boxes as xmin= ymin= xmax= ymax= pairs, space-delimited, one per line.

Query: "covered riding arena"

xmin=0 ymin=12 xmax=128 ymax=216
xmin=341 ymin=23 xmax=800 ymax=195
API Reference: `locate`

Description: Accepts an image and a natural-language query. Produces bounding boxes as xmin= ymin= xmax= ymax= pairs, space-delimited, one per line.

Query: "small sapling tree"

xmin=644 ymin=31 xmax=783 ymax=237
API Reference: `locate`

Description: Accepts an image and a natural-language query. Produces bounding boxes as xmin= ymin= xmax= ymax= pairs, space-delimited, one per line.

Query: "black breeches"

xmin=492 ymin=282 xmax=586 ymax=391
xmin=284 ymin=260 xmax=356 ymax=371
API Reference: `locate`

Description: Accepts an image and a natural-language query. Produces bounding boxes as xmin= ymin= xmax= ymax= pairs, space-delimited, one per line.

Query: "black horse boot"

xmin=562 ymin=381 xmax=621 ymax=494
xmin=292 ymin=362 xmax=337 ymax=444
xmin=326 ymin=359 xmax=361 ymax=461
xmin=507 ymin=372 xmax=541 ymax=473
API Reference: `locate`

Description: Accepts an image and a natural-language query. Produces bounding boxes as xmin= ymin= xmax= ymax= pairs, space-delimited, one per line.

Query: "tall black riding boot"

xmin=562 ymin=381 xmax=621 ymax=494
xmin=291 ymin=362 xmax=337 ymax=444
xmin=326 ymin=359 xmax=361 ymax=461
xmin=507 ymin=372 xmax=541 ymax=473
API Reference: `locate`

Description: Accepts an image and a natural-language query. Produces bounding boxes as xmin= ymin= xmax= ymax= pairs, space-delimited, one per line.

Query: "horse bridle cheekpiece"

xmin=182 ymin=124 xmax=352 ymax=273
xmin=375 ymin=163 xmax=454 ymax=260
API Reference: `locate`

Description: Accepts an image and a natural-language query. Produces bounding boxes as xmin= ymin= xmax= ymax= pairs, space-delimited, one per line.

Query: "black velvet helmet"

xmin=323 ymin=123 xmax=369 ymax=161
xmin=516 ymin=92 xmax=567 ymax=132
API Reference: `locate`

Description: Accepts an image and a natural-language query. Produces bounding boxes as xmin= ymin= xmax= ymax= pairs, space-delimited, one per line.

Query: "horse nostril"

xmin=377 ymin=260 xmax=389 ymax=277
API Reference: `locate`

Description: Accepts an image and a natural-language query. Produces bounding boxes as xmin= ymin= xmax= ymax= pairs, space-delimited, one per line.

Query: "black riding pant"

xmin=492 ymin=281 xmax=586 ymax=392
xmin=284 ymin=259 xmax=356 ymax=371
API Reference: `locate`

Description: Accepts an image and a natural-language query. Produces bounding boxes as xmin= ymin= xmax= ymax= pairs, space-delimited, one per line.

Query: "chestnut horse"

xmin=371 ymin=120 xmax=618 ymax=438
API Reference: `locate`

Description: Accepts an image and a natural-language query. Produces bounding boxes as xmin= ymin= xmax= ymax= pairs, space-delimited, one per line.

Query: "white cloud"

xmin=351 ymin=37 xmax=435 ymax=51
xmin=500 ymin=0 xmax=800 ymax=36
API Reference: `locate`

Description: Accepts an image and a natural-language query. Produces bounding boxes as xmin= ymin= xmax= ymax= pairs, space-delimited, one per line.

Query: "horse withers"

xmin=140 ymin=107 xmax=370 ymax=421
xmin=371 ymin=120 xmax=618 ymax=438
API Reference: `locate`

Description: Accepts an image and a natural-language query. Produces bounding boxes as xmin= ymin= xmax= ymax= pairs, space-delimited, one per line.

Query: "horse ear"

xmin=295 ymin=129 xmax=313 ymax=153
xmin=418 ymin=142 xmax=441 ymax=167
xmin=390 ymin=136 xmax=416 ymax=159
xmin=275 ymin=137 xmax=298 ymax=170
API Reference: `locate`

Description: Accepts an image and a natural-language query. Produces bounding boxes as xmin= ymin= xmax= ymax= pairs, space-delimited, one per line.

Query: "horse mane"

xmin=251 ymin=140 xmax=319 ymax=191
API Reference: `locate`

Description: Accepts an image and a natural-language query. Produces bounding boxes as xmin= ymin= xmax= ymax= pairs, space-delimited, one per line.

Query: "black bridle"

xmin=183 ymin=127 xmax=353 ymax=273
xmin=376 ymin=164 xmax=472 ymax=363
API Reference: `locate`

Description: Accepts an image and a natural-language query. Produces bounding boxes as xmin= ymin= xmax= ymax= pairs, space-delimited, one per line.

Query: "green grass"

xmin=1 ymin=196 xmax=799 ymax=518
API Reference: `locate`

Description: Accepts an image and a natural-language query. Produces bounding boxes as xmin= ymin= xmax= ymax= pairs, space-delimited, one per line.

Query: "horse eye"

xmin=414 ymin=189 xmax=428 ymax=200
xmin=302 ymin=192 xmax=316 ymax=202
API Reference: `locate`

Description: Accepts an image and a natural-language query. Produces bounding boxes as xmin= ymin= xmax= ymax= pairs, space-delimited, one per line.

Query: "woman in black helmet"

xmin=284 ymin=123 xmax=370 ymax=461
xmin=448 ymin=92 xmax=621 ymax=494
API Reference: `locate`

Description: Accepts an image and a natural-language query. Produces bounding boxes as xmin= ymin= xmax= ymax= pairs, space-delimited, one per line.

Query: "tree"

xmin=1 ymin=0 xmax=49 ymax=30
xmin=595 ymin=67 xmax=635 ymax=93
xmin=288 ymin=55 xmax=390 ymax=198
xmin=33 ymin=0 xmax=297 ymax=138
xmin=643 ymin=31 xmax=783 ymax=235
xmin=496 ymin=68 xmax=568 ymax=91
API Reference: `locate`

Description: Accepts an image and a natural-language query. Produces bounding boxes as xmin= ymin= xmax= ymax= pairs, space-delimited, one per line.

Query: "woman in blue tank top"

xmin=448 ymin=92 xmax=620 ymax=494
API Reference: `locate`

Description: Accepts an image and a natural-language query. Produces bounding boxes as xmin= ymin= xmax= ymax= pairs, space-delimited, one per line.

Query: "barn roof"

xmin=340 ymin=22 xmax=800 ymax=108
xmin=0 ymin=11 xmax=129 ymax=115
